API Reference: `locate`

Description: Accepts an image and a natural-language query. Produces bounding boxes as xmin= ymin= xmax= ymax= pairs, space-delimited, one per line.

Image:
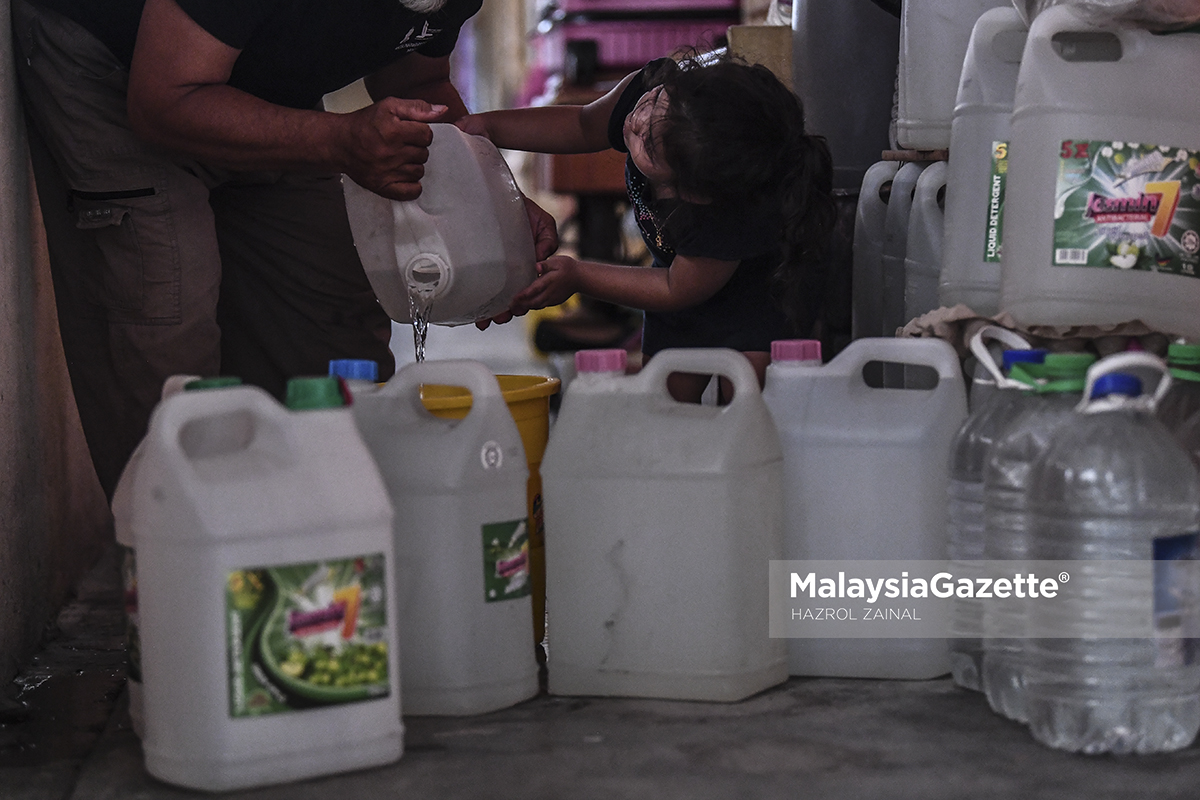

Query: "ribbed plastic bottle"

xmin=132 ymin=376 xmax=401 ymax=790
xmin=881 ymin=161 xmax=930 ymax=339
xmin=1024 ymin=355 xmax=1200 ymax=754
xmin=946 ymin=335 xmax=1045 ymax=692
xmin=979 ymin=351 xmax=1096 ymax=723
xmin=349 ymin=359 xmax=538 ymax=715
xmin=111 ymin=374 xmax=234 ymax=739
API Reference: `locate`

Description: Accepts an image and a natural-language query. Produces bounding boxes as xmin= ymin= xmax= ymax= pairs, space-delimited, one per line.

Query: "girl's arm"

xmin=456 ymin=71 xmax=640 ymax=154
xmin=510 ymin=254 xmax=739 ymax=315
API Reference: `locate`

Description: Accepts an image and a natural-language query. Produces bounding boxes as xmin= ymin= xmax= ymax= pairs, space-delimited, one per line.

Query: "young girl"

xmin=457 ymin=54 xmax=835 ymax=401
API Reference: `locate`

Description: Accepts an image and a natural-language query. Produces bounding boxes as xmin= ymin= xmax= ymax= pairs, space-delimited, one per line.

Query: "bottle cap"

xmin=328 ymin=359 xmax=379 ymax=382
xmin=1002 ymin=348 xmax=1048 ymax=371
xmin=1090 ymin=372 xmax=1142 ymax=400
xmin=285 ymin=376 xmax=346 ymax=410
xmin=771 ymin=339 xmax=822 ymax=363
xmin=1167 ymin=342 xmax=1200 ymax=366
xmin=1042 ymin=353 xmax=1097 ymax=377
xmin=184 ymin=376 xmax=243 ymax=391
xmin=575 ymin=349 xmax=627 ymax=374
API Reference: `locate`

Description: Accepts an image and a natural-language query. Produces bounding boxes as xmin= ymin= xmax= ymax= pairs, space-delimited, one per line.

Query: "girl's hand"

xmin=454 ymin=113 xmax=490 ymax=139
xmin=511 ymin=256 xmax=581 ymax=314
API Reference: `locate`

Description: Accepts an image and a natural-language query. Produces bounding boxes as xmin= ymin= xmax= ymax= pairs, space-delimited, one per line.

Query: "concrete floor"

xmin=4 ymin=548 xmax=1200 ymax=800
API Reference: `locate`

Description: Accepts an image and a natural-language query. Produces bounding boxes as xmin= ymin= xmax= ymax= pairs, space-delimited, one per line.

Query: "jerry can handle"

xmin=636 ymin=347 xmax=761 ymax=405
xmin=833 ymin=336 xmax=964 ymax=382
xmin=380 ymin=358 xmax=504 ymax=420
xmin=968 ymin=325 xmax=1032 ymax=390
xmin=150 ymin=384 xmax=287 ymax=464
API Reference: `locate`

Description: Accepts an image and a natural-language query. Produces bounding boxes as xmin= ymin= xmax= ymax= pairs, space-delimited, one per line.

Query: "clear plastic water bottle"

xmin=1024 ymin=355 xmax=1200 ymax=755
xmin=947 ymin=345 xmax=1046 ymax=691
xmin=980 ymin=352 xmax=1096 ymax=723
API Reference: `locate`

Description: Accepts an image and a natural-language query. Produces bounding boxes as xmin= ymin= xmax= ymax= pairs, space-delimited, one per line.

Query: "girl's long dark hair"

xmin=646 ymin=55 xmax=836 ymax=328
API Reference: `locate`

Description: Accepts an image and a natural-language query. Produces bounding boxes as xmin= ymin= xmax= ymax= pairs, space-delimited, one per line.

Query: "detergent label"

xmin=983 ymin=141 xmax=1009 ymax=263
xmin=1153 ymin=533 xmax=1200 ymax=669
xmin=225 ymin=554 xmax=390 ymax=718
xmin=1053 ymin=139 xmax=1200 ymax=276
xmin=482 ymin=519 xmax=531 ymax=602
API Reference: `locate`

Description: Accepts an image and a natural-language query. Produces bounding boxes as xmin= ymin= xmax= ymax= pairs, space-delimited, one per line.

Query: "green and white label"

xmin=226 ymin=554 xmax=390 ymax=718
xmin=1053 ymin=139 xmax=1200 ymax=276
xmin=482 ymin=519 xmax=531 ymax=603
xmin=984 ymin=141 xmax=1009 ymax=263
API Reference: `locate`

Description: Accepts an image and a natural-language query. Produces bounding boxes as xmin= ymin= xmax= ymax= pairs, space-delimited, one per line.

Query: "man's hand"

xmin=338 ymin=98 xmax=450 ymax=201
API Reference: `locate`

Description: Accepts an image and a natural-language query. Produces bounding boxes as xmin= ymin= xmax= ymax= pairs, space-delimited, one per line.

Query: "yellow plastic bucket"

xmin=420 ymin=374 xmax=561 ymax=653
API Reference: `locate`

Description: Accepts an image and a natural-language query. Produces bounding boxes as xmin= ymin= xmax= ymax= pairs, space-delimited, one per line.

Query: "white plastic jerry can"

xmin=350 ymin=359 xmax=539 ymax=716
xmin=853 ymin=160 xmax=901 ymax=340
xmin=343 ymin=123 xmax=537 ymax=326
xmin=131 ymin=384 xmax=402 ymax=792
xmin=543 ymin=348 xmax=787 ymax=702
xmin=762 ymin=337 xmax=967 ymax=679
xmin=896 ymin=0 xmax=1012 ymax=151
xmin=905 ymin=160 xmax=948 ymax=323
xmin=939 ymin=7 xmax=1028 ymax=316
xmin=1000 ymin=7 xmax=1200 ymax=338
xmin=881 ymin=161 xmax=930 ymax=338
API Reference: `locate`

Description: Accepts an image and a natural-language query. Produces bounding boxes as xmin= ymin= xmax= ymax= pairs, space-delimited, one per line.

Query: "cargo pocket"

xmin=72 ymin=189 xmax=181 ymax=324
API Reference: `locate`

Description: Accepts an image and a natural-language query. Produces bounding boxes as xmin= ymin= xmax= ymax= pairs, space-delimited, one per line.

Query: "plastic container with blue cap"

xmin=1024 ymin=352 xmax=1200 ymax=754
xmin=946 ymin=330 xmax=1045 ymax=691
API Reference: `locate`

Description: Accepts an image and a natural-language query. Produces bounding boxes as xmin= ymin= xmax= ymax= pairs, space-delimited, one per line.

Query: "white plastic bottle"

xmin=946 ymin=330 xmax=1042 ymax=692
xmin=343 ymin=123 xmax=537 ymax=326
xmin=904 ymin=160 xmax=948 ymax=323
xmin=111 ymin=373 xmax=220 ymax=739
xmin=543 ymin=348 xmax=787 ymax=701
xmin=980 ymin=351 xmax=1096 ymax=723
xmin=999 ymin=7 xmax=1200 ymax=339
xmin=853 ymin=160 xmax=900 ymax=340
xmin=1024 ymin=354 xmax=1200 ymax=754
xmin=896 ymin=0 xmax=1012 ymax=151
xmin=132 ymin=377 xmax=402 ymax=791
xmin=939 ymin=7 xmax=1028 ymax=315
xmin=764 ymin=336 xmax=966 ymax=678
xmin=350 ymin=360 xmax=539 ymax=715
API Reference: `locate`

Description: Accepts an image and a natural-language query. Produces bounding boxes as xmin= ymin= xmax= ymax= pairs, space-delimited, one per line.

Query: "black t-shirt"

xmin=33 ymin=0 xmax=482 ymax=109
xmin=606 ymin=59 xmax=796 ymax=356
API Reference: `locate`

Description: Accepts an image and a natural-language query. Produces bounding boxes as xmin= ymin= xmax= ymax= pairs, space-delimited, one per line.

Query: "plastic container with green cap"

xmin=129 ymin=379 xmax=401 ymax=790
xmin=1156 ymin=342 xmax=1200 ymax=435
xmin=980 ymin=350 xmax=1097 ymax=723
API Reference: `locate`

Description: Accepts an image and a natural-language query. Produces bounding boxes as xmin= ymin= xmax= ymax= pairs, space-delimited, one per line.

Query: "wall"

xmin=0 ymin=0 xmax=114 ymax=684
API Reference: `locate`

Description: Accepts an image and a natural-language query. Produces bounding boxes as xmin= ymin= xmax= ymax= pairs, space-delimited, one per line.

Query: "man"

xmin=12 ymin=0 xmax=556 ymax=499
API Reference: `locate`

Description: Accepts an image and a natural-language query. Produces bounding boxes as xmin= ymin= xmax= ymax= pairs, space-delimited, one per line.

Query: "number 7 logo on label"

xmin=1145 ymin=180 xmax=1182 ymax=237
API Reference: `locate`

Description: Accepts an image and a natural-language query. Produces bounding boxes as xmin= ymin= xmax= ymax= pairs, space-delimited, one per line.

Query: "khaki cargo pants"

xmin=12 ymin=0 xmax=395 ymax=497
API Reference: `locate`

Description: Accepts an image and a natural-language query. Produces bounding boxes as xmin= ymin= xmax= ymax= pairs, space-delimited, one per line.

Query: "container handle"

xmin=832 ymin=337 xmax=963 ymax=381
xmin=968 ymin=325 xmax=1032 ymax=390
xmin=149 ymin=384 xmax=288 ymax=467
xmin=1077 ymin=351 xmax=1171 ymax=413
xmin=379 ymin=359 xmax=504 ymax=420
xmin=636 ymin=347 xmax=761 ymax=406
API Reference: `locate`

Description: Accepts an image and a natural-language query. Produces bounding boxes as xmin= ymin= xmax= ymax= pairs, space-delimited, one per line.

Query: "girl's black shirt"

xmin=606 ymin=59 xmax=797 ymax=356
